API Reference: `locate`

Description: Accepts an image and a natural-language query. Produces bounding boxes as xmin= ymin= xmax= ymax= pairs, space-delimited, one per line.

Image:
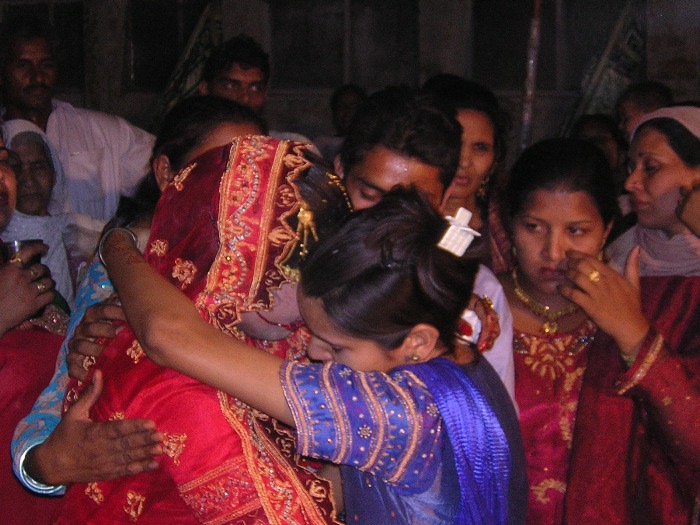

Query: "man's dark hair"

xmin=330 ymin=84 xmax=367 ymax=113
xmin=0 ymin=17 xmax=56 ymax=70
xmin=616 ymin=80 xmax=674 ymax=114
xmin=200 ymin=34 xmax=270 ymax=85
xmin=340 ymin=86 xmax=462 ymax=189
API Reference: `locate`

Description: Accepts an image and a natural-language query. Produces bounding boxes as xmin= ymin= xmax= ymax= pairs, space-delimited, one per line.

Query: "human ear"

xmin=602 ymin=221 xmax=614 ymax=246
xmin=152 ymin=154 xmax=175 ymax=191
xmin=399 ymin=323 xmax=441 ymax=364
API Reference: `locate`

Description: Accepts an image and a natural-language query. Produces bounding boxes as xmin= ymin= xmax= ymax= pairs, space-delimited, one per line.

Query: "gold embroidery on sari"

xmin=308 ymin=479 xmax=329 ymax=501
xmin=514 ymin=320 xmax=595 ymax=380
xmin=109 ymin=411 xmax=126 ymax=421
xmin=216 ymin=391 xmax=335 ymax=524
xmin=515 ymin=321 xmax=595 ymax=455
xmin=126 ymin=339 xmax=145 ymax=364
xmin=123 ymin=490 xmax=146 ymax=522
xmin=85 ymin=482 xmax=104 ymax=504
xmin=63 ymin=388 xmax=79 ymax=411
xmin=617 ymin=333 xmax=665 ymax=395
xmin=172 ymin=162 xmax=196 ymax=191
xmin=531 ymin=478 xmax=566 ymax=504
xmin=172 ymin=258 xmax=197 ymax=288
xmin=163 ymin=432 xmax=187 ymax=465
xmin=149 ymin=239 xmax=168 ymax=257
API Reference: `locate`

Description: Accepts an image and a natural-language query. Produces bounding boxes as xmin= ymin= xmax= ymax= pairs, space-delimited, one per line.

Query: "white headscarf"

xmin=631 ymin=105 xmax=700 ymax=142
xmin=2 ymin=119 xmax=67 ymax=216
xmin=608 ymin=105 xmax=700 ymax=277
xmin=1 ymin=119 xmax=75 ymax=307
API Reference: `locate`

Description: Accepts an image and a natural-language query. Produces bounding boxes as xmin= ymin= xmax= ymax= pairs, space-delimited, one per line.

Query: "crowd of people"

xmin=0 ymin=14 xmax=698 ymax=525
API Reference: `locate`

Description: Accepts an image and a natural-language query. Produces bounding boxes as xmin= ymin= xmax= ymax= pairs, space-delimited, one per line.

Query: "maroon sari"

xmin=0 ymin=326 xmax=63 ymax=525
xmin=564 ymin=276 xmax=700 ymax=524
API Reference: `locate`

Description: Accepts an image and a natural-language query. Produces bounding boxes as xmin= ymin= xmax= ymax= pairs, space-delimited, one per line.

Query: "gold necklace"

xmin=511 ymin=270 xmax=579 ymax=335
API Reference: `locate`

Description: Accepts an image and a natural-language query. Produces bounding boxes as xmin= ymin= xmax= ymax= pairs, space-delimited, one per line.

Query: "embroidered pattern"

xmin=109 ymin=411 xmax=126 ymax=421
xmin=212 ymin=391 xmax=336 ymax=524
xmin=357 ymin=425 xmax=372 ymax=439
xmin=123 ymin=490 xmax=146 ymax=522
xmin=63 ymin=387 xmax=79 ymax=411
xmin=172 ymin=162 xmax=196 ymax=191
xmin=163 ymin=432 xmax=187 ymax=465
xmin=514 ymin=319 xmax=596 ymax=524
xmin=126 ymin=340 xmax=145 ymax=364
xmin=149 ymin=239 xmax=168 ymax=257
xmin=531 ymin=478 xmax=566 ymax=504
xmin=282 ymin=361 xmax=441 ymax=488
xmin=514 ymin=321 xmax=595 ymax=381
xmin=172 ymin=258 xmax=197 ymax=288
xmin=85 ymin=482 xmax=104 ymax=504
xmin=617 ymin=333 xmax=665 ymax=395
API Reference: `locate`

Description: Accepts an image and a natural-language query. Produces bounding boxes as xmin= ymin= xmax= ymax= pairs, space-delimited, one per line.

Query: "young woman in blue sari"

xmin=99 ymin=187 xmax=525 ymax=525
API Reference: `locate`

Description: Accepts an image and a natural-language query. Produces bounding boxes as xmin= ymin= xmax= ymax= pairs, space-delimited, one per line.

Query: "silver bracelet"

xmin=18 ymin=444 xmax=66 ymax=496
xmin=98 ymin=227 xmax=137 ymax=267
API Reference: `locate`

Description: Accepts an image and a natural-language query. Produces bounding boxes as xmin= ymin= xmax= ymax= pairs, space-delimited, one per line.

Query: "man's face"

xmin=1 ymin=37 xmax=57 ymax=113
xmin=345 ymin=146 xmax=444 ymax=211
xmin=201 ymin=63 xmax=267 ymax=115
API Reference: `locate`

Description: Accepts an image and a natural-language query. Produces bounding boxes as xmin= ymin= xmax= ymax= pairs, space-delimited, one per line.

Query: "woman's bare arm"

xmin=101 ymin=229 xmax=294 ymax=426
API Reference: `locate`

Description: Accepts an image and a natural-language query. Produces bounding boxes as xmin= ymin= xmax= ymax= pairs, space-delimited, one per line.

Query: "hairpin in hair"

xmin=381 ymin=242 xmax=400 ymax=270
xmin=438 ymin=207 xmax=481 ymax=256
xmin=296 ymin=202 xmax=319 ymax=258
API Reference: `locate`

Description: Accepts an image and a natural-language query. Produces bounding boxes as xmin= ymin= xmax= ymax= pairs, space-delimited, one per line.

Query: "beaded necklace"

xmin=511 ymin=270 xmax=579 ymax=335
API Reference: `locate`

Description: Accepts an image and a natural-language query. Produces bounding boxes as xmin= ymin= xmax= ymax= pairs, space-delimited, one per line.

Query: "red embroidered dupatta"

xmin=59 ymin=137 xmax=338 ymax=524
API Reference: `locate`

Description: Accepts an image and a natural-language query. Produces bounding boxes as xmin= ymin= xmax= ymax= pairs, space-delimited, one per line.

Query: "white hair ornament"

xmin=438 ymin=207 xmax=481 ymax=257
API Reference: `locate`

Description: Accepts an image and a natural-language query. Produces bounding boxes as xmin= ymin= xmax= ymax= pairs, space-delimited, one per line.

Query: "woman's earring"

xmin=476 ymin=173 xmax=492 ymax=201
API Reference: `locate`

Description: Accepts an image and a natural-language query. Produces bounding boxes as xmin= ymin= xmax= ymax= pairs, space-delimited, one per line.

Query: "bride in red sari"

xmin=55 ymin=136 xmax=345 ymax=524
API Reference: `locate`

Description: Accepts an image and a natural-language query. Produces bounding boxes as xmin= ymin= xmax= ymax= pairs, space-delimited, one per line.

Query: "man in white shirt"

xmin=0 ymin=19 xmax=154 ymax=223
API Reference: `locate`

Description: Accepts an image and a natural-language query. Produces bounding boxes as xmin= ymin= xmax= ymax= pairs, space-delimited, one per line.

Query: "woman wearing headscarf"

xmin=54 ymin=136 xmax=347 ymax=524
xmin=0 ymin=131 xmax=65 ymax=525
xmin=562 ymin=106 xmax=700 ymax=524
xmin=2 ymin=119 xmax=74 ymax=307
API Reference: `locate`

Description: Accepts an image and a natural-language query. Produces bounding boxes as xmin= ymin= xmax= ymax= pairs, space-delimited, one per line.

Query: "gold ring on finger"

xmin=588 ymin=269 xmax=601 ymax=283
xmin=29 ymin=267 xmax=39 ymax=279
xmin=82 ymin=355 xmax=96 ymax=371
xmin=36 ymin=281 xmax=46 ymax=293
xmin=10 ymin=253 xmax=24 ymax=266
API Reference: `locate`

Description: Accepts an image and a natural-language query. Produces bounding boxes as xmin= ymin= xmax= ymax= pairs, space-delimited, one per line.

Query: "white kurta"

xmin=46 ymin=99 xmax=155 ymax=222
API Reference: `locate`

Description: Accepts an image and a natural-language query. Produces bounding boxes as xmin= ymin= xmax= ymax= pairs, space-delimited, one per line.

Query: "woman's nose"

xmin=624 ymin=165 xmax=643 ymax=193
xmin=544 ymin=232 xmax=566 ymax=262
